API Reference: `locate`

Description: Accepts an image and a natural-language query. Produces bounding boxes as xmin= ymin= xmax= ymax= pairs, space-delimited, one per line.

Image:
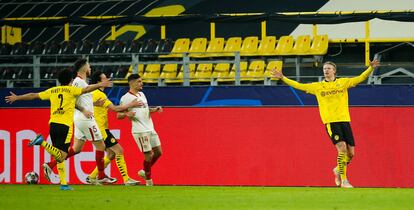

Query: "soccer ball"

xmin=25 ymin=172 xmax=39 ymax=184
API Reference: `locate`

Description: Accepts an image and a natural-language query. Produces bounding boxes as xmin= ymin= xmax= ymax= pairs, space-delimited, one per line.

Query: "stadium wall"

xmin=1 ymin=107 xmax=413 ymax=187
xmin=1 ymin=85 xmax=414 ymax=107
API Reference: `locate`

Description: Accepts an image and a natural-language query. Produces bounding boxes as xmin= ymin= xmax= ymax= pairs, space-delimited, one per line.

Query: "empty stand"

xmin=213 ymin=37 xmax=242 ymax=57
xmin=274 ymin=36 xmax=294 ymax=56
xmin=159 ymin=38 xmax=191 ymax=58
xmin=192 ymin=63 xmax=213 ymax=83
xmin=244 ymin=60 xmax=266 ymax=81
xmin=240 ymin=36 xmax=259 ymax=56
xmin=192 ymin=38 xmax=225 ymax=58
xmin=307 ymin=34 xmax=329 ymax=55
xmin=288 ymin=35 xmax=311 ymax=55
xmin=159 ymin=64 xmax=178 ymax=82
xmin=142 ymin=64 xmax=161 ymax=84
xmin=188 ymin=38 xmax=208 ymax=57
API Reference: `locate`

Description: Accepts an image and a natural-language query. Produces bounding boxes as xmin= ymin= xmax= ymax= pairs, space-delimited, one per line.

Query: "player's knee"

xmin=335 ymin=142 xmax=347 ymax=152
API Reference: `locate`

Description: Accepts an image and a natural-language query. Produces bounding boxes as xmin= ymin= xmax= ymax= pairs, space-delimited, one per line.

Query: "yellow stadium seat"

xmin=245 ymin=60 xmax=266 ymax=81
xmin=213 ymin=37 xmax=242 ymax=57
xmin=142 ymin=64 xmax=161 ymax=83
xmin=240 ymin=36 xmax=259 ymax=56
xmin=188 ymin=38 xmax=207 ymax=57
xmin=274 ymin=36 xmax=294 ymax=56
xmin=264 ymin=60 xmax=283 ymax=80
xmin=288 ymin=35 xmax=311 ymax=55
xmin=192 ymin=63 xmax=213 ymax=83
xmin=212 ymin=63 xmax=231 ymax=80
xmin=127 ymin=64 xmax=144 ymax=77
xmin=159 ymin=64 xmax=178 ymax=81
xmin=218 ymin=61 xmax=248 ymax=82
xmin=166 ymin=64 xmax=196 ymax=83
xmin=256 ymin=36 xmax=277 ymax=56
xmin=305 ymin=34 xmax=329 ymax=55
xmin=193 ymin=38 xmax=225 ymax=58
xmin=159 ymin=38 xmax=190 ymax=58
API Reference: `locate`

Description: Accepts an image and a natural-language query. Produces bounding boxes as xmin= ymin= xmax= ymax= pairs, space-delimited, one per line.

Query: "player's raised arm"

xmin=270 ymin=68 xmax=313 ymax=93
xmin=5 ymin=91 xmax=40 ymax=104
xmin=348 ymin=59 xmax=380 ymax=86
xmin=82 ymin=79 xmax=112 ymax=94
xmin=109 ymin=99 xmax=144 ymax=112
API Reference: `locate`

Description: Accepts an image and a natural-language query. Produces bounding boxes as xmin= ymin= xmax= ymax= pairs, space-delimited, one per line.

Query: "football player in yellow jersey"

xmin=85 ymin=70 xmax=142 ymax=185
xmin=5 ymin=69 xmax=111 ymax=190
xmin=271 ymin=59 xmax=380 ymax=188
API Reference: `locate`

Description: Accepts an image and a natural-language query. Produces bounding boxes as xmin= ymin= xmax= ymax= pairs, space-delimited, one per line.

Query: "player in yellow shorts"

xmin=271 ymin=59 xmax=380 ymax=188
xmin=5 ymin=69 xmax=111 ymax=190
xmin=86 ymin=70 xmax=142 ymax=186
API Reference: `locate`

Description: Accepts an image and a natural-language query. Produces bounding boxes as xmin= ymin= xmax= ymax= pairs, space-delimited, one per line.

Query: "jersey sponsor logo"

xmin=320 ymin=89 xmax=344 ymax=97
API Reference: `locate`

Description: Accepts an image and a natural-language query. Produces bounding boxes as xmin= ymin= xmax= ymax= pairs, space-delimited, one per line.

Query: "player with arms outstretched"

xmin=271 ymin=60 xmax=380 ymax=188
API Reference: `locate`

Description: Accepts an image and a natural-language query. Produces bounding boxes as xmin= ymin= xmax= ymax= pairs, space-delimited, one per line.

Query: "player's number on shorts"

xmin=58 ymin=94 xmax=63 ymax=110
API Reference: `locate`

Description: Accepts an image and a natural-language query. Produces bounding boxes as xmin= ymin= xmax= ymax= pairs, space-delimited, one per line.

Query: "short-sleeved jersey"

xmin=73 ymin=76 xmax=93 ymax=119
xmin=92 ymin=89 xmax=112 ymax=135
xmin=120 ymin=91 xmax=154 ymax=133
xmin=38 ymin=86 xmax=83 ymax=126
xmin=282 ymin=66 xmax=373 ymax=124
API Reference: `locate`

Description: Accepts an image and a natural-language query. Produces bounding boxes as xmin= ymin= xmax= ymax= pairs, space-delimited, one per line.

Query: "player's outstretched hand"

xmin=155 ymin=106 xmax=163 ymax=113
xmin=370 ymin=59 xmax=380 ymax=68
xmin=5 ymin=91 xmax=17 ymax=104
xmin=100 ymin=79 xmax=113 ymax=88
xmin=270 ymin=68 xmax=283 ymax=79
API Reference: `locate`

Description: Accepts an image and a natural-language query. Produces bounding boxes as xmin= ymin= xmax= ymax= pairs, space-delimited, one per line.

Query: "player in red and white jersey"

xmin=117 ymin=74 xmax=163 ymax=186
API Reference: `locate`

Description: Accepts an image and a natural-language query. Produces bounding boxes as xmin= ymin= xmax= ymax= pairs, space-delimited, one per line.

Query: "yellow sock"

xmin=115 ymin=154 xmax=129 ymax=182
xmin=57 ymin=162 xmax=67 ymax=185
xmin=89 ymin=157 xmax=111 ymax=178
xmin=345 ymin=155 xmax=352 ymax=165
xmin=337 ymin=152 xmax=348 ymax=181
xmin=41 ymin=141 xmax=62 ymax=160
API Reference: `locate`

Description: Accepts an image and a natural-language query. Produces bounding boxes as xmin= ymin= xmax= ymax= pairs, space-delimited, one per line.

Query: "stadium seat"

xmin=155 ymin=39 xmax=173 ymax=54
xmin=258 ymin=36 xmax=277 ymax=56
xmin=192 ymin=38 xmax=225 ymax=58
xmin=0 ymin=44 xmax=11 ymax=55
xmin=213 ymin=37 xmax=242 ymax=57
xmin=212 ymin=63 xmax=231 ymax=81
xmin=139 ymin=39 xmax=158 ymax=53
xmin=1 ymin=68 xmax=15 ymax=80
xmin=167 ymin=64 xmax=196 ymax=84
xmin=60 ymin=41 xmax=77 ymax=54
xmin=274 ymin=36 xmax=294 ymax=56
xmin=192 ymin=63 xmax=213 ymax=83
xmin=44 ymin=41 xmax=61 ymax=55
xmin=109 ymin=40 xmax=126 ymax=54
xmin=75 ymin=40 xmax=94 ymax=54
xmin=112 ymin=66 xmax=129 ymax=79
xmin=306 ymin=34 xmax=329 ymax=55
xmin=126 ymin=40 xmax=143 ymax=53
xmin=264 ymin=60 xmax=283 ymax=80
xmin=159 ymin=63 xmax=178 ymax=81
xmin=218 ymin=61 xmax=247 ymax=82
xmin=288 ymin=35 xmax=311 ymax=55
xmin=240 ymin=36 xmax=259 ymax=56
xmin=245 ymin=60 xmax=266 ymax=81
xmin=10 ymin=42 xmax=29 ymax=55
xmin=142 ymin=64 xmax=161 ymax=83
xmin=188 ymin=38 xmax=208 ymax=57
xmin=159 ymin=38 xmax=191 ymax=58
xmin=94 ymin=40 xmax=114 ymax=54
xmin=28 ymin=41 xmax=45 ymax=55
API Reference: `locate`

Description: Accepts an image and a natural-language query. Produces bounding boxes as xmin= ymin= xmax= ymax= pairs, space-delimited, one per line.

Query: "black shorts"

xmin=104 ymin=129 xmax=119 ymax=148
xmin=49 ymin=122 xmax=71 ymax=152
xmin=325 ymin=122 xmax=355 ymax=146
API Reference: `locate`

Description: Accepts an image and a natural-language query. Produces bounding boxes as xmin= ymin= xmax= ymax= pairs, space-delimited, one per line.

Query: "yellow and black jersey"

xmin=92 ymin=89 xmax=112 ymax=137
xmin=38 ymin=86 xmax=83 ymax=126
xmin=282 ymin=66 xmax=373 ymax=124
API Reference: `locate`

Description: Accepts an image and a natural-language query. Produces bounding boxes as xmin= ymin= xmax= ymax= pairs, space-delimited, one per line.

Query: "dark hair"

xmin=127 ymin=74 xmax=141 ymax=82
xmin=90 ymin=70 xmax=104 ymax=84
xmin=73 ymin=58 xmax=87 ymax=72
xmin=58 ymin=69 xmax=74 ymax=85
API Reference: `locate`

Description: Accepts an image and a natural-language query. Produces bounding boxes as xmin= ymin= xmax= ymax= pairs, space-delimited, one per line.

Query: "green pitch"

xmin=1 ymin=185 xmax=414 ymax=210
